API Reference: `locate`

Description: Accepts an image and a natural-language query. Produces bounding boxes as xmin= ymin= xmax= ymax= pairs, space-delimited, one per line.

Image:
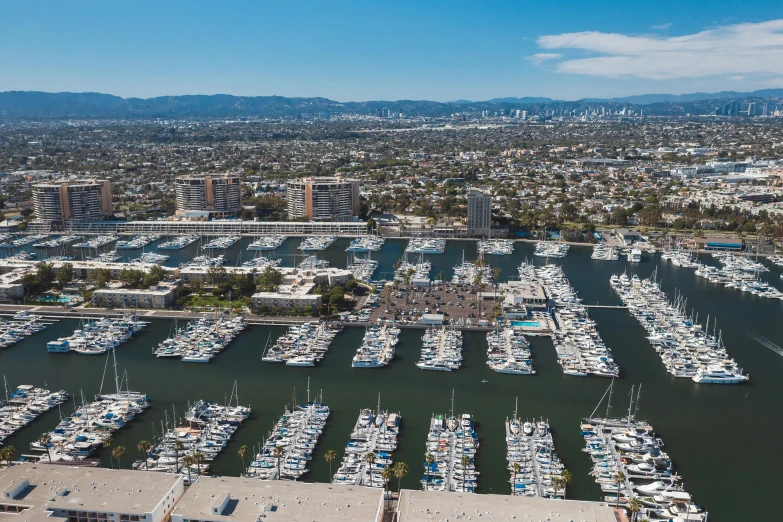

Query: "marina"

xmin=262 ymin=322 xmax=341 ymax=366
xmin=153 ymin=312 xmax=247 ymax=362
xmin=332 ymin=398 xmax=400 ymax=487
xmin=347 ymin=254 xmax=378 ymax=282
xmin=115 ymin=234 xmax=162 ymax=249
xmin=506 ymin=404 xmax=566 ymax=497
xmin=0 ymin=314 xmax=49 ymax=349
xmin=246 ymin=383 xmax=329 ymax=480
xmin=422 ymin=394 xmax=479 ymax=492
xmin=72 ymin=235 xmax=118 ymax=249
xmin=611 ymin=272 xmax=749 ymax=383
xmin=519 ymin=262 xmax=619 ymax=377
xmin=486 ymin=327 xmax=535 ymax=374
xmin=157 ymin=234 xmax=200 ymax=250
xmin=46 ymin=313 xmax=146 ymax=355
xmin=351 ymin=323 xmax=401 ymax=368
xmin=591 ymin=243 xmax=619 ymax=261
xmin=0 ymin=382 xmax=69 ymax=448
xmin=345 ymin=235 xmax=385 ymax=252
xmin=406 ymin=237 xmax=446 ymax=255
xmin=416 ymin=325 xmax=463 ymax=371
xmin=452 ymin=251 xmax=493 ymax=286
xmin=247 ymin=235 xmax=287 ymax=251
xmin=477 ymin=238 xmax=513 ymax=256
xmin=394 ymin=253 xmax=431 ymax=285
xmin=299 ymin=235 xmax=337 ymax=251
xmin=534 ymin=241 xmax=569 ymax=258
xmin=33 ymin=235 xmax=79 ymax=249
xmin=297 ymin=254 xmax=329 ymax=270
xmin=202 ymin=236 xmax=241 ymax=250
xmin=132 ymin=386 xmax=250 ymax=479
xmin=181 ymin=253 xmax=225 ymax=268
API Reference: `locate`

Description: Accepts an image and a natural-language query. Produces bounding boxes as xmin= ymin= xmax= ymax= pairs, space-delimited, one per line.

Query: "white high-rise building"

xmin=467 ymin=189 xmax=492 ymax=235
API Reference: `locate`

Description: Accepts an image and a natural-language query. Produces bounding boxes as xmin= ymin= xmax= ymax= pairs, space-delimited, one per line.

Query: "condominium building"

xmin=286 ymin=177 xmax=360 ymax=220
xmin=32 ymin=180 xmax=112 ymax=222
xmin=467 ymin=189 xmax=492 ymax=234
xmin=175 ymin=173 xmax=241 ymax=218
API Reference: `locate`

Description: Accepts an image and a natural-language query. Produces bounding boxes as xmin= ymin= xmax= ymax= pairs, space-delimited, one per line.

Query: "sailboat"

xmin=96 ymin=347 xmax=148 ymax=402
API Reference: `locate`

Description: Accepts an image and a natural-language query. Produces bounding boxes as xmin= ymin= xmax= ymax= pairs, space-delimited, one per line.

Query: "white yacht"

xmin=247 ymin=236 xmax=286 ymax=251
xmin=630 ymin=248 xmax=642 ymax=263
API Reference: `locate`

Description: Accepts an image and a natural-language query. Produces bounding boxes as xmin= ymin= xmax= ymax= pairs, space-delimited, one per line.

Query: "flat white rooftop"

xmin=397 ymin=490 xmax=618 ymax=522
xmin=171 ymin=477 xmax=383 ymax=522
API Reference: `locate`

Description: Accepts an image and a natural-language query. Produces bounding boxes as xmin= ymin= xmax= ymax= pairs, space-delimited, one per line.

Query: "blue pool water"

xmin=511 ymin=320 xmax=541 ymax=327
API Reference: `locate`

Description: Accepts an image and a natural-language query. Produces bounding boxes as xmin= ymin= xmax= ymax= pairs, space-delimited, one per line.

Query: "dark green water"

xmin=2 ymin=241 xmax=783 ymax=521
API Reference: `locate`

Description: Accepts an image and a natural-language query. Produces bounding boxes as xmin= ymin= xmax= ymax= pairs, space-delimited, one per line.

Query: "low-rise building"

xmin=92 ymin=281 xmax=179 ymax=309
xmin=0 ymin=463 xmax=184 ymax=522
xmin=170 ymin=475 xmax=383 ymax=522
xmin=615 ymin=228 xmax=641 ymax=246
xmin=499 ymin=282 xmax=549 ymax=318
xmin=0 ymin=269 xmax=25 ymax=302
xmin=251 ymin=281 xmax=322 ymax=310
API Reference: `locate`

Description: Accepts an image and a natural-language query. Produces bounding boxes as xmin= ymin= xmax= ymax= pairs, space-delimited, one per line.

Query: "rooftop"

xmin=397 ymin=490 xmax=618 ymax=522
xmin=171 ymin=476 xmax=383 ymax=522
xmin=0 ymin=463 xmax=182 ymax=520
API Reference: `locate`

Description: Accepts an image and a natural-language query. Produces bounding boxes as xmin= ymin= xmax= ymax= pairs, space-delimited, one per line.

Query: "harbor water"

xmin=1 ymin=240 xmax=783 ymax=520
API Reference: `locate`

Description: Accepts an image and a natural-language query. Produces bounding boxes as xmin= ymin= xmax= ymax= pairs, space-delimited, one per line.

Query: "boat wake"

xmin=747 ymin=331 xmax=783 ymax=357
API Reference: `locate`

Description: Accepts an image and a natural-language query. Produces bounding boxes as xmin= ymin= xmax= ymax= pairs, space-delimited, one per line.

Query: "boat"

xmin=158 ymin=234 xmax=200 ymax=250
xmin=345 ymin=236 xmax=385 ymax=252
xmin=299 ymin=236 xmax=336 ymax=251
xmin=247 ymin=236 xmax=287 ymax=251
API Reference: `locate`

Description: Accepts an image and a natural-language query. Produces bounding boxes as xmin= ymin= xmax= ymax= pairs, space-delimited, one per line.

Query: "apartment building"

xmin=286 ymin=177 xmax=359 ymax=220
xmin=175 ymin=173 xmax=241 ymax=218
xmin=32 ymin=180 xmax=112 ymax=222
xmin=467 ymin=188 xmax=492 ymax=235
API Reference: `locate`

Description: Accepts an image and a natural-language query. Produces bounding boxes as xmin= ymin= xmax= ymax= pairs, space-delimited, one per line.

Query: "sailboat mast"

xmin=112 ymin=348 xmax=120 ymax=396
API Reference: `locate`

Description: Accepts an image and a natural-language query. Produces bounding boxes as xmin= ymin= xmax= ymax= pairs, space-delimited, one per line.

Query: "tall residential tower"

xmin=286 ymin=177 xmax=360 ymax=221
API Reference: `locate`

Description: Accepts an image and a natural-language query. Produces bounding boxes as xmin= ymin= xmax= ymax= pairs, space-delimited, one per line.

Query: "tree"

xmin=174 ymin=441 xmax=185 ymax=473
xmin=552 ymin=476 xmax=564 ymax=499
xmin=90 ymin=268 xmax=111 ymax=289
xmin=193 ymin=451 xmax=205 ymax=477
xmin=37 ymin=262 xmax=56 ymax=288
xmin=324 ymin=450 xmax=337 ymax=479
xmin=143 ymin=264 xmax=167 ymax=287
xmin=238 ymin=445 xmax=250 ymax=477
xmin=381 ymin=465 xmax=395 ymax=512
xmin=56 ymin=263 xmax=73 ymax=287
xmin=207 ymin=265 xmax=229 ymax=286
xmin=627 ymin=496 xmax=643 ymax=522
xmin=392 ymin=461 xmax=409 ymax=493
xmin=460 ymin=455 xmax=471 ymax=492
xmin=137 ymin=440 xmax=151 ymax=470
xmin=118 ymin=268 xmax=146 ymax=289
xmin=39 ymin=433 xmax=53 ymax=464
xmin=425 ymin=453 xmax=436 ymax=490
xmin=103 ymin=437 xmax=114 ymax=468
xmin=365 ymin=452 xmax=376 ymax=487
xmin=112 ymin=446 xmax=126 ymax=469
xmin=560 ymin=469 xmax=572 ymax=499
xmin=1 ymin=445 xmax=18 ymax=466
xmin=20 ymin=273 xmax=39 ymax=297
xmin=181 ymin=455 xmax=194 ymax=484
xmin=256 ymin=266 xmax=283 ymax=292
xmin=272 ymin=446 xmax=285 ymax=480
xmin=613 ymin=470 xmax=626 ymax=508
xmin=512 ymin=462 xmax=521 ymax=495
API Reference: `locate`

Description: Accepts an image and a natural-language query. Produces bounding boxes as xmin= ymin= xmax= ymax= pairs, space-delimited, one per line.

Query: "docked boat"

xmin=345 ymin=236 xmax=385 ymax=252
xmin=406 ymin=238 xmax=446 ymax=255
xmin=416 ymin=326 xmax=463 ymax=371
xmin=352 ymin=324 xmax=400 ymax=368
xmin=158 ymin=234 xmax=200 ymax=250
xmin=247 ymin=236 xmax=287 ymax=251
xmin=202 ymin=236 xmax=241 ymax=250
xmin=299 ymin=236 xmax=336 ymax=251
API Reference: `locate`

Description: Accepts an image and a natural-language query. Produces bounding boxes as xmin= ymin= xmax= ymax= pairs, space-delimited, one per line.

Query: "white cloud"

xmin=535 ymin=19 xmax=783 ymax=80
xmin=527 ymin=53 xmax=562 ymax=64
xmin=651 ymin=23 xmax=672 ymax=30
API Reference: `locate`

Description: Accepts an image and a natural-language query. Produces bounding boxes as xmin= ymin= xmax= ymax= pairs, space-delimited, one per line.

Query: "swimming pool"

xmin=511 ymin=320 xmax=541 ymax=327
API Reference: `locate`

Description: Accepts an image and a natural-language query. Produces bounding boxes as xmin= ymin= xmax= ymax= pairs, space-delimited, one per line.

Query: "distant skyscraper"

xmin=32 ymin=179 xmax=112 ymax=223
xmin=467 ymin=189 xmax=492 ymax=235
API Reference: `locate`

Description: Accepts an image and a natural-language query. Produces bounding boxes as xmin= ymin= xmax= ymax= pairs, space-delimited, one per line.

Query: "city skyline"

xmin=3 ymin=0 xmax=783 ymax=101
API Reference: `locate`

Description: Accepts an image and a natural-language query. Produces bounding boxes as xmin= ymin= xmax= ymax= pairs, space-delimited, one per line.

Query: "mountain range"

xmin=0 ymin=89 xmax=781 ymax=119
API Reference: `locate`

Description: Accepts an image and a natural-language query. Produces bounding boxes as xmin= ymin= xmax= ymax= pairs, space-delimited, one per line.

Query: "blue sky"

xmin=2 ymin=0 xmax=783 ymax=101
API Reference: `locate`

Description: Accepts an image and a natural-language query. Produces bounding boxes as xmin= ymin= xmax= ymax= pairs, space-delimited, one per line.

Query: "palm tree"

xmin=381 ymin=465 xmax=395 ymax=512
xmin=38 ymin=433 xmax=53 ymax=464
xmin=460 ymin=455 xmax=471 ymax=492
xmin=193 ymin=451 xmax=204 ymax=477
xmin=2 ymin=445 xmax=17 ymax=467
xmin=424 ymin=453 xmax=435 ymax=490
xmin=174 ymin=441 xmax=185 ymax=473
xmin=613 ymin=470 xmax=626 ymax=508
xmin=181 ymin=455 xmax=194 ymax=484
xmin=551 ymin=476 xmax=564 ymax=499
xmin=560 ymin=469 xmax=572 ymax=499
xmin=112 ymin=446 xmax=126 ymax=469
xmin=627 ymin=496 xmax=643 ymax=522
xmin=137 ymin=440 xmax=151 ymax=470
xmin=392 ymin=461 xmax=409 ymax=493
xmin=238 ymin=445 xmax=250 ymax=477
xmin=512 ymin=462 xmax=521 ymax=495
xmin=324 ymin=450 xmax=337 ymax=479
xmin=271 ymin=446 xmax=285 ymax=480
xmin=103 ymin=437 xmax=113 ymax=469
xmin=365 ymin=452 xmax=376 ymax=487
